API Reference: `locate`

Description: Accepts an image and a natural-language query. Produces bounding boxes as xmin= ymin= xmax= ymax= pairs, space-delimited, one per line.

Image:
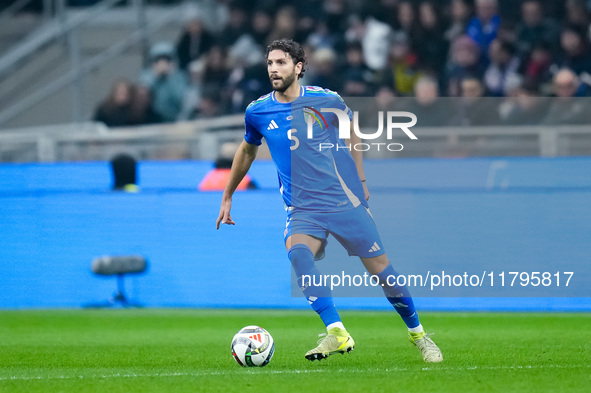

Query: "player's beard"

xmin=270 ymin=70 xmax=297 ymax=93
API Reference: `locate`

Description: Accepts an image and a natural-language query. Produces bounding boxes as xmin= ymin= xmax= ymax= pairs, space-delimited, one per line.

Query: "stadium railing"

xmin=0 ymin=115 xmax=590 ymax=162
xmin=0 ymin=0 xmax=185 ymax=128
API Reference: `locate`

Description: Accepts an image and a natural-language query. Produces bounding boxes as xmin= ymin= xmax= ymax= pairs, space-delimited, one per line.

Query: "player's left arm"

xmin=344 ymin=120 xmax=370 ymax=201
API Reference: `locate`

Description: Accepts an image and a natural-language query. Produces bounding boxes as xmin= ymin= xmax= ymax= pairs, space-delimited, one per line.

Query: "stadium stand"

xmin=1 ymin=0 xmax=591 ymax=131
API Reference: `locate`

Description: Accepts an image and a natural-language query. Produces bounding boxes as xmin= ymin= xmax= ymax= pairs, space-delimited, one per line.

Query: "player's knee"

xmin=288 ymin=244 xmax=315 ymax=272
xmin=361 ymin=254 xmax=390 ymax=275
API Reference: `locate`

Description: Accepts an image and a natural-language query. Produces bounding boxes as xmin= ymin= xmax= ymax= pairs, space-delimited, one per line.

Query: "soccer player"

xmin=216 ymin=39 xmax=442 ymax=363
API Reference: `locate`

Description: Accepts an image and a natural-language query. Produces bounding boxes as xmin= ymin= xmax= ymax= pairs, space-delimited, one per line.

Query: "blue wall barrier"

xmin=1 ymin=158 xmax=590 ymax=310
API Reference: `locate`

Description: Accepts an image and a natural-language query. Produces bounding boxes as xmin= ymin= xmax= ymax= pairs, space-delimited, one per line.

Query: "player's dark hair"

xmin=265 ymin=39 xmax=307 ymax=79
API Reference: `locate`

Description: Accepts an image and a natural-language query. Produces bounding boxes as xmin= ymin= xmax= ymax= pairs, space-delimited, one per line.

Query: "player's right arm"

xmin=216 ymin=140 xmax=258 ymax=229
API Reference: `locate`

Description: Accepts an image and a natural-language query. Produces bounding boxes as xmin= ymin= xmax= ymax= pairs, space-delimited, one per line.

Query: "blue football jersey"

xmin=244 ymin=86 xmax=367 ymax=212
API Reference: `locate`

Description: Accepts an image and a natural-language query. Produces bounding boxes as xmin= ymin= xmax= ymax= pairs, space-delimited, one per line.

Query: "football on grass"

xmin=231 ymin=326 xmax=275 ymax=367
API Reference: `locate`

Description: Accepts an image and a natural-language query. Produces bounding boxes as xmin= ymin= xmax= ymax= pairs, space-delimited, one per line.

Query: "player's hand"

xmin=216 ymin=198 xmax=235 ymax=229
xmin=362 ymin=182 xmax=370 ymax=201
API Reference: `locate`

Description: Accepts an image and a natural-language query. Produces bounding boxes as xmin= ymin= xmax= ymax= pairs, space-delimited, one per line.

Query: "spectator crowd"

xmin=94 ymin=0 xmax=591 ymax=128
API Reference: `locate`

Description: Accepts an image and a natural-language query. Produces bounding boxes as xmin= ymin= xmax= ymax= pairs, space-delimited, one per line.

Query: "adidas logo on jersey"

xmin=267 ymin=120 xmax=279 ymax=130
xmin=368 ymin=242 xmax=381 ymax=253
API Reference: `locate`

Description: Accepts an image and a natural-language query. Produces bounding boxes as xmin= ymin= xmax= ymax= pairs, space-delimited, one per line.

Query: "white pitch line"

xmin=1 ymin=364 xmax=589 ymax=382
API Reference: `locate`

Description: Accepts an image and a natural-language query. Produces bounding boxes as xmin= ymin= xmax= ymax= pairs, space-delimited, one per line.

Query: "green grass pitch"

xmin=1 ymin=309 xmax=590 ymax=393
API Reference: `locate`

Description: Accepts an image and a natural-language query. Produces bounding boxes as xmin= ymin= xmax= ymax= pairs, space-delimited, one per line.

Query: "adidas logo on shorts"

xmin=368 ymin=242 xmax=381 ymax=253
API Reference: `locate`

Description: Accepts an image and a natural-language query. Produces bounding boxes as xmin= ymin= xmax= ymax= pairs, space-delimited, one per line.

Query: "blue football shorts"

xmin=284 ymin=204 xmax=386 ymax=260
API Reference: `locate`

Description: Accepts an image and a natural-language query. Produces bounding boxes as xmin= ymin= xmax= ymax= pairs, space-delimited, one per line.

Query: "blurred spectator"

xmin=375 ymin=85 xmax=397 ymax=110
xmin=496 ymin=19 xmax=518 ymax=45
xmin=363 ymin=0 xmax=398 ymax=27
xmin=565 ymin=0 xmax=591 ymax=32
xmin=445 ymin=35 xmax=484 ymax=96
xmin=225 ymin=34 xmax=267 ymax=112
xmin=444 ymin=0 xmax=474 ymax=44
xmin=551 ymin=68 xmax=586 ymax=97
xmin=378 ymin=32 xmax=422 ymax=95
xmin=267 ymin=6 xmax=298 ymax=43
xmin=194 ymin=0 xmax=230 ymax=34
xmin=542 ymin=68 xmax=590 ymax=124
xmin=250 ymin=10 xmax=274 ymax=44
xmin=219 ymin=4 xmax=250 ymax=48
xmin=360 ymin=16 xmax=393 ymax=71
xmin=341 ymin=41 xmax=374 ymax=88
xmin=175 ymin=12 xmax=215 ymax=72
xmin=294 ymin=0 xmax=321 ymax=44
xmin=456 ymin=77 xmax=500 ymax=125
xmin=307 ymin=21 xmax=343 ymax=52
xmin=554 ymin=25 xmax=591 ymax=77
xmin=522 ymin=42 xmax=554 ymax=87
xmin=128 ymin=85 xmax=162 ymax=126
xmin=323 ymin=0 xmax=349 ymax=37
xmin=342 ymin=70 xmax=372 ymax=97
xmin=355 ymin=85 xmax=398 ymax=158
xmin=93 ymin=79 xmax=134 ymax=127
xmin=344 ymin=12 xmax=365 ymax=43
xmin=462 ymin=76 xmax=485 ymax=97
xmin=484 ymin=39 xmax=521 ymax=96
xmin=515 ymin=0 xmax=560 ymax=58
xmin=190 ymin=87 xmax=224 ymax=120
xmin=416 ymin=1 xmax=449 ymax=77
xmin=232 ymin=55 xmax=268 ymax=111
xmin=178 ymin=60 xmax=205 ymax=121
xmin=139 ymin=42 xmax=189 ymax=123
xmin=201 ymin=45 xmax=230 ymax=91
xmin=179 ymin=44 xmax=231 ymax=118
xmin=466 ymin=0 xmax=501 ymax=65
xmin=307 ymin=47 xmax=341 ymax=91
xmin=405 ymin=76 xmax=452 ymax=127
xmin=343 ymin=41 xmax=366 ymax=71
xmin=394 ymin=1 xmax=420 ymax=46
xmin=502 ymin=80 xmax=551 ymax=125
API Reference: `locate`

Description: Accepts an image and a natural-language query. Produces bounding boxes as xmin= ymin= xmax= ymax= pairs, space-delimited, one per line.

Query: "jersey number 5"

xmin=288 ymin=129 xmax=299 ymax=151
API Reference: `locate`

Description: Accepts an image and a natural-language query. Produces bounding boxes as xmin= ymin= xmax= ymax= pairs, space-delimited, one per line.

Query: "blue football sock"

xmin=375 ymin=264 xmax=420 ymax=329
xmin=288 ymin=244 xmax=341 ymax=327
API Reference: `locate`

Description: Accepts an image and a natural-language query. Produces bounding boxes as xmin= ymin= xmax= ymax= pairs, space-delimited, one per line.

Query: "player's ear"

xmin=295 ymin=61 xmax=303 ymax=77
